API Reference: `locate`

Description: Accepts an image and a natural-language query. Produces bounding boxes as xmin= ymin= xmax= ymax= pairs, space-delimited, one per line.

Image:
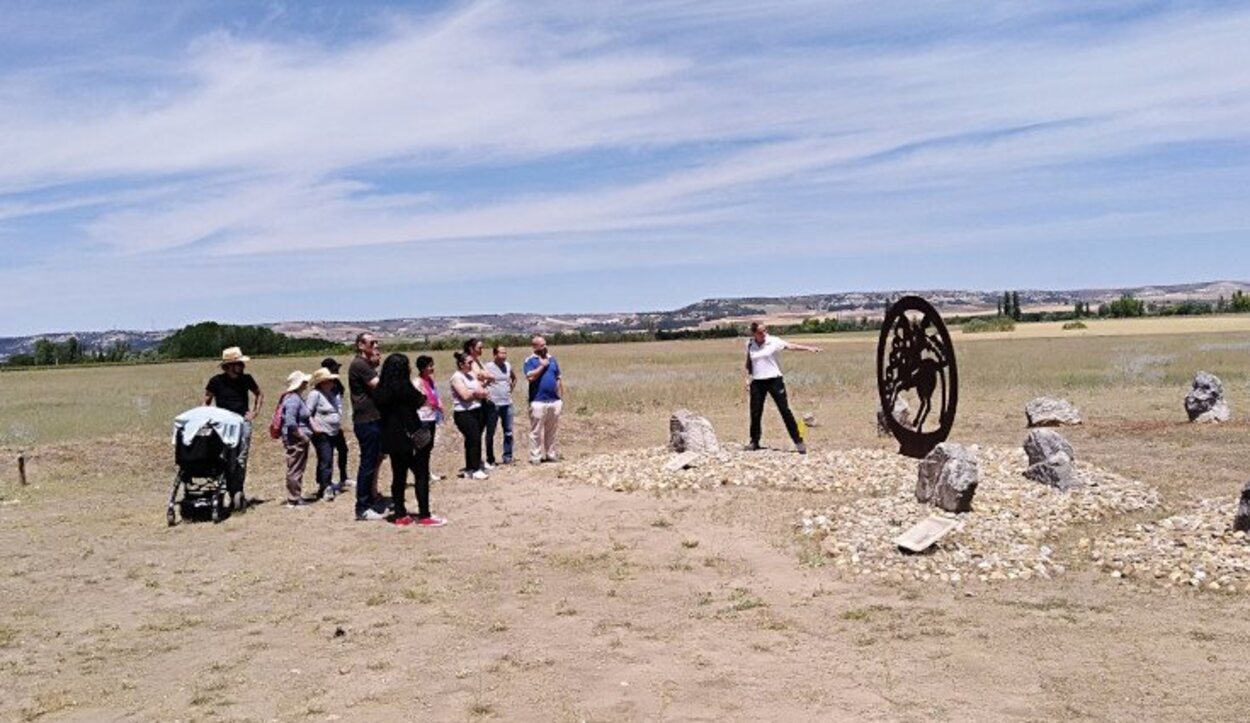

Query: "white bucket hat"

xmin=285 ymin=371 xmax=310 ymax=393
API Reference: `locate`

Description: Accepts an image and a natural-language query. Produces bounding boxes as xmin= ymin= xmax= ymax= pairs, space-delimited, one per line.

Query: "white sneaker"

xmin=483 ymin=461 xmax=495 ymax=471
xmin=471 ymin=469 xmax=489 ymax=480
xmin=342 ymin=479 xmax=356 ymax=488
xmin=356 ymin=509 xmax=386 ymax=521
xmin=430 ymin=473 xmax=443 ymax=482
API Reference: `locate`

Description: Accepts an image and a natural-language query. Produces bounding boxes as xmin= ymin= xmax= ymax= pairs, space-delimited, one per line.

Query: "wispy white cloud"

xmin=0 ymin=0 xmax=1248 ymax=333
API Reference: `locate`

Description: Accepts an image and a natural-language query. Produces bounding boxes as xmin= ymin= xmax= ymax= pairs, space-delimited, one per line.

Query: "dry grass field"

xmin=2 ymin=317 xmax=1249 ymax=721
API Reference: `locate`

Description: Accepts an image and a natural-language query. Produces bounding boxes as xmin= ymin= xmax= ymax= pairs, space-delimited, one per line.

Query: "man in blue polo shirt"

xmin=523 ymin=335 xmax=563 ymax=464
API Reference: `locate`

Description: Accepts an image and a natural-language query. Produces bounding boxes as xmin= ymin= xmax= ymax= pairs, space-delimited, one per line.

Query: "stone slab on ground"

xmin=663 ymin=451 xmax=702 ymax=473
xmin=894 ymin=515 xmax=961 ymax=553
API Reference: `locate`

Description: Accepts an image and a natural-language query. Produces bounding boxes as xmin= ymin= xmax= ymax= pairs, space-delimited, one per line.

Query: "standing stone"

xmin=1185 ymin=372 xmax=1231 ymax=423
xmin=876 ymin=398 xmax=912 ymax=437
xmin=1023 ymin=429 xmax=1079 ymax=491
xmin=1026 ymin=397 xmax=1082 ymax=427
xmin=1024 ymin=429 xmax=1075 ymax=466
xmin=669 ymin=410 xmax=720 ymax=454
xmin=1235 ymin=481 xmax=1250 ymax=533
xmin=916 ymin=443 xmax=979 ymax=513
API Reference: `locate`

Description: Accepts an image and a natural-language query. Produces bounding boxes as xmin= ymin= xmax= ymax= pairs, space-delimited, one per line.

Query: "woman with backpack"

xmin=277 ymin=371 xmax=314 ymax=507
xmin=305 ymin=366 xmax=345 ymax=501
xmin=374 ymin=353 xmax=446 ymax=528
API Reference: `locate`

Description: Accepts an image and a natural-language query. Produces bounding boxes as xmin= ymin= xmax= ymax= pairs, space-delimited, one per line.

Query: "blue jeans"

xmin=312 ymin=432 xmax=340 ymax=495
xmin=485 ymin=403 xmax=514 ymax=463
xmin=353 ymin=421 xmax=382 ymax=515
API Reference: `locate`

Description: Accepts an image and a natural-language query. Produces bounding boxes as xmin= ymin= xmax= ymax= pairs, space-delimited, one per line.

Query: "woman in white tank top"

xmin=450 ymin=352 xmax=490 ymax=478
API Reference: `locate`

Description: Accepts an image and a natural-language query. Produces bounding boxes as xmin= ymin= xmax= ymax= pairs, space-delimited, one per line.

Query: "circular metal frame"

xmin=876 ymin=296 xmax=959 ymax=458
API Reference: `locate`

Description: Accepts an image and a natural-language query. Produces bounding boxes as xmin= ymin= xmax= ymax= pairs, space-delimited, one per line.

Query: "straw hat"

xmin=285 ymin=371 xmax=311 ymax=393
xmin=309 ymin=367 xmax=339 ymax=387
xmin=220 ymin=347 xmax=250 ymax=365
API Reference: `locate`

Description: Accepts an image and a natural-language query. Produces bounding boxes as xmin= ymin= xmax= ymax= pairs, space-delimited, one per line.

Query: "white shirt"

xmin=484 ymin=361 xmax=513 ymax=406
xmin=747 ymin=335 xmax=787 ymax=380
xmin=450 ymin=371 xmax=481 ymax=412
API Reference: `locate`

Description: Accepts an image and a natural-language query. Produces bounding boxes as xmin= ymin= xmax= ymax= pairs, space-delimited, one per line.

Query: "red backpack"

xmin=268 ymin=393 xmax=287 ymax=440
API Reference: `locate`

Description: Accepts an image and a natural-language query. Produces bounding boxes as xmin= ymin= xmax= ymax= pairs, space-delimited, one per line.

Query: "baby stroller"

xmin=168 ymin=406 xmax=247 ymax=526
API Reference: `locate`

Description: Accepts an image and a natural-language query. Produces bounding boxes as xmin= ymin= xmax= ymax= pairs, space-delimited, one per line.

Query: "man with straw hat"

xmin=279 ymin=370 xmax=314 ymax=506
xmin=204 ymin=346 xmax=264 ymax=508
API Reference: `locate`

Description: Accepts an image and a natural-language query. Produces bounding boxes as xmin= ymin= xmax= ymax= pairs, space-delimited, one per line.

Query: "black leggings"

xmin=454 ymin=408 xmax=484 ymax=472
xmin=332 ymin=432 xmax=349 ymax=482
xmin=388 ymin=427 xmax=433 ymax=520
xmin=749 ymin=376 xmax=802 ymax=446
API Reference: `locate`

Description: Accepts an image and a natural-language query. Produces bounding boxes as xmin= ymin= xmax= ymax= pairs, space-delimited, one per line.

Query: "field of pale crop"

xmin=1 ymin=316 xmax=1249 ymax=721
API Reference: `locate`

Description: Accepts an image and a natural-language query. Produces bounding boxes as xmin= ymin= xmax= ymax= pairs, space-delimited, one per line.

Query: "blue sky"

xmin=2 ymin=0 xmax=1249 ymax=335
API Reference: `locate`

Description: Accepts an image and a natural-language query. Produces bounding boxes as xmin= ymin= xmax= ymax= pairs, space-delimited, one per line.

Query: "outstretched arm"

xmin=784 ymin=341 xmax=823 ymax=353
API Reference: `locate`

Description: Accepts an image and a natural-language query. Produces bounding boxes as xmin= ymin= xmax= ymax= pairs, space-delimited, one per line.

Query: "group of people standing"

xmin=204 ymin=321 xmax=812 ymax=528
xmin=203 ymin=333 xmax=566 ymax=527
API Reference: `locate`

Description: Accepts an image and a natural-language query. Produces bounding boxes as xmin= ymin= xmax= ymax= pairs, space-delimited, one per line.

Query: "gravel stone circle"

xmin=560 ymin=444 xmax=1247 ymax=592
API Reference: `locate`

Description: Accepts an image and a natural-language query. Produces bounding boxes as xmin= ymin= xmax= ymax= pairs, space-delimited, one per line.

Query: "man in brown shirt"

xmin=349 ymin=333 xmax=386 ymax=521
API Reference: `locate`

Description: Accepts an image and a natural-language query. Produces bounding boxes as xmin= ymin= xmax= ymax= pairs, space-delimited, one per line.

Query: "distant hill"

xmin=3 ymin=280 xmax=1248 ymax=359
xmin=0 ymin=330 xmax=166 ymax=363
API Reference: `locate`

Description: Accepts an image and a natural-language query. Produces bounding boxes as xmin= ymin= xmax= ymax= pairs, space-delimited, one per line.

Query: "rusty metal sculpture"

xmin=877 ymin=296 xmax=958 ymax=458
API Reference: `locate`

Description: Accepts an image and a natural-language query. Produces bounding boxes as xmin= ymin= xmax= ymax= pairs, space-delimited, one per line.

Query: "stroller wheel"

xmin=211 ymin=496 xmax=222 ymax=523
xmin=232 ymin=491 xmax=246 ymax=513
xmin=166 ymin=506 xmax=178 ymax=527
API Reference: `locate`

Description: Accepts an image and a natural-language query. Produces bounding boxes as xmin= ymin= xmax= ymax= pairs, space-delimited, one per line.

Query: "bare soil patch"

xmin=2 ymin=324 xmax=1250 ymax=720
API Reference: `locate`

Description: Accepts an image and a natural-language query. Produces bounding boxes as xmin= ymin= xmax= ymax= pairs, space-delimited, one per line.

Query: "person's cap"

xmin=320 ymin=357 xmax=341 ymax=373
xmin=309 ymin=367 xmax=339 ymax=387
xmin=221 ymin=347 xmax=250 ymax=365
xmin=285 ymin=371 xmax=311 ymax=393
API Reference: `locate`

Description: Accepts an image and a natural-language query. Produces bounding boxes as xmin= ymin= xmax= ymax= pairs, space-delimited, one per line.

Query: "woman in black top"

xmin=373 ymin=353 xmax=446 ymax=527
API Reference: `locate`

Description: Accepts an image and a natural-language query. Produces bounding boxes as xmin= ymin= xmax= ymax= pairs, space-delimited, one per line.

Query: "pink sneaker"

xmin=392 ymin=515 xmax=415 ymax=527
xmin=417 ymin=515 xmax=447 ymax=528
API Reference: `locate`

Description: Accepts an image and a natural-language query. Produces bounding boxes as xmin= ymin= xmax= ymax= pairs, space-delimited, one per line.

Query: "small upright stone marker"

xmin=669 ymin=410 xmax=720 ymax=454
xmin=1185 ymin=372 xmax=1230 ymax=423
xmin=876 ymin=398 xmax=912 ymax=437
xmin=1026 ymin=397 xmax=1082 ymax=427
xmin=1023 ymin=429 xmax=1079 ymax=491
xmin=1235 ymin=481 xmax=1250 ymax=533
xmin=916 ymin=443 xmax=979 ymax=513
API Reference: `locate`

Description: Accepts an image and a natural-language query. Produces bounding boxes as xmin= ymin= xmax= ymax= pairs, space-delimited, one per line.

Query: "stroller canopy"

xmin=172 ymin=406 xmax=246 ymax=448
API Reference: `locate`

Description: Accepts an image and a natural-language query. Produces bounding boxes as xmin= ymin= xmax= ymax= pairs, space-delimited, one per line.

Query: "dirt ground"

xmin=2 ymin=327 xmax=1249 ymax=721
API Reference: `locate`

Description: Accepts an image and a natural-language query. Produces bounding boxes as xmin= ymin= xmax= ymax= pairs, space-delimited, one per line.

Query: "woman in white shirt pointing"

xmin=744 ymin=321 xmax=821 ymax=454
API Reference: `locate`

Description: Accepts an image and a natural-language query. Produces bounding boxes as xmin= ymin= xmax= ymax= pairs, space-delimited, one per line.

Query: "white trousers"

xmin=528 ymin=400 xmax=563 ymax=462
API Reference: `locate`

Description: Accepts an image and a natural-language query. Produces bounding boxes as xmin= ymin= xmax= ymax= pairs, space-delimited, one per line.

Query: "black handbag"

xmin=411 ymin=425 xmax=433 ymax=451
